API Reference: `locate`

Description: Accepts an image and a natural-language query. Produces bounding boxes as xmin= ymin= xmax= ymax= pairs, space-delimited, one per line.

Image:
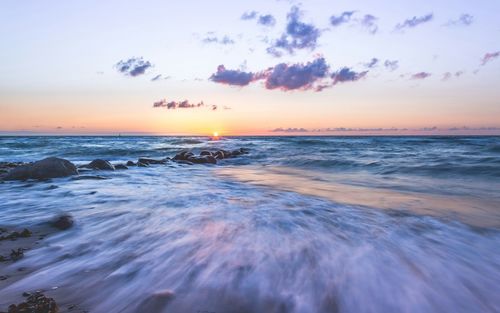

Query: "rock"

xmin=51 ymin=215 xmax=74 ymax=230
xmin=231 ymin=149 xmax=242 ymax=156
xmin=174 ymin=160 xmax=193 ymax=165
xmin=240 ymin=147 xmax=250 ymax=154
xmin=137 ymin=162 xmax=149 ymax=167
xmin=214 ymin=151 xmax=225 ymax=159
xmin=173 ymin=151 xmax=194 ymax=161
xmin=85 ymin=159 xmax=115 ymax=170
xmin=3 ymin=157 xmax=78 ymax=181
xmin=114 ymin=164 xmax=128 ymax=170
xmin=126 ymin=161 xmax=136 ymax=166
xmin=10 ymin=248 xmax=24 ymax=261
xmin=200 ymin=150 xmax=212 ymax=156
xmin=203 ymin=155 xmax=217 ymax=164
xmin=8 ymin=291 xmax=58 ymax=313
xmin=138 ymin=158 xmax=167 ymax=165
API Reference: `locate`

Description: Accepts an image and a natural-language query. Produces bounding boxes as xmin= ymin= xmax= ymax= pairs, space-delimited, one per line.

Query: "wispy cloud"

xmin=360 ymin=14 xmax=378 ymax=34
xmin=442 ymin=71 xmax=464 ymax=81
xmin=395 ymin=14 xmax=433 ymax=31
xmin=153 ymin=100 xmax=213 ymax=110
xmin=445 ymin=14 xmax=473 ymax=26
xmin=267 ymin=6 xmax=321 ymax=57
xmin=331 ymin=68 xmax=368 ymax=85
xmin=271 ymin=127 xmax=308 ymax=132
xmin=330 ymin=11 xmax=355 ymax=27
xmin=364 ymin=58 xmax=379 ymax=69
xmin=481 ymin=51 xmax=500 ymax=66
xmin=258 ymin=14 xmax=276 ymax=27
xmin=410 ymin=72 xmax=432 ymax=80
xmin=202 ymin=34 xmax=235 ymax=45
xmin=384 ymin=60 xmax=399 ymax=71
xmin=241 ymin=11 xmax=258 ymax=20
xmin=115 ymin=57 xmax=152 ymax=77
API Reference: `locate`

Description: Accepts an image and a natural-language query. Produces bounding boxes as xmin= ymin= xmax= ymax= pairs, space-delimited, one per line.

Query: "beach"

xmin=0 ymin=136 xmax=499 ymax=312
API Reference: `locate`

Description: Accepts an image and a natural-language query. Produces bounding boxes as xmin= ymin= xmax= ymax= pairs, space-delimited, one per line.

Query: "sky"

xmin=0 ymin=0 xmax=499 ymax=135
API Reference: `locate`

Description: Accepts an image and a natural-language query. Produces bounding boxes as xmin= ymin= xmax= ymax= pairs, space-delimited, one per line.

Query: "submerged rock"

xmin=7 ymin=291 xmax=58 ymax=313
xmin=137 ymin=162 xmax=149 ymax=167
xmin=85 ymin=159 xmax=115 ymax=171
xmin=138 ymin=158 xmax=167 ymax=165
xmin=51 ymin=215 xmax=74 ymax=230
xmin=173 ymin=151 xmax=194 ymax=161
xmin=126 ymin=160 xmax=136 ymax=166
xmin=3 ymin=157 xmax=78 ymax=181
xmin=200 ymin=150 xmax=212 ymax=156
xmin=114 ymin=164 xmax=128 ymax=170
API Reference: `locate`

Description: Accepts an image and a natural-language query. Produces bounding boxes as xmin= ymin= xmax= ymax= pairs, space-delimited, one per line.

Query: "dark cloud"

xmin=384 ymin=60 xmax=399 ymax=71
xmin=202 ymin=35 xmax=235 ymax=45
xmin=481 ymin=51 xmax=500 ymax=66
xmin=271 ymin=127 xmax=308 ymax=132
xmin=153 ymin=100 xmax=206 ymax=110
xmin=241 ymin=11 xmax=258 ymax=20
xmin=210 ymin=58 xmax=369 ymax=91
xmin=411 ymin=72 xmax=432 ymax=80
xmin=360 ymin=14 xmax=378 ymax=34
xmin=210 ymin=65 xmax=258 ymax=86
xmin=267 ymin=6 xmax=321 ymax=57
xmin=258 ymin=14 xmax=276 ymax=27
xmin=265 ymin=57 xmax=329 ymax=91
xmin=364 ymin=58 xmax=379 ymax=69
xmin=395 ymin=14 xmax=433 ymax=31
xmin=115 ymin=57 xmax=152 ymax=77
xmin=331 ymin=68 xmax=368 ymax=85
xmin=330 ymin=11 xmax=355 ymax=27
xmin=446 ymin=14 xmax=473 ymax=26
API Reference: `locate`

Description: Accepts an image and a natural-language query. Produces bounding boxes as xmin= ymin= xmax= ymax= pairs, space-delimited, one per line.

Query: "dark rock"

xmin=126 ymin=161 xmax=136 ymax=166
xmin=240 ymin=147 xmax=250 ymax=154
xmin=203 ymin=155 xmax=217 ymax=164
xmin=231 ymin=149 xmax=242 ymax=156
xmin=4 ymin=157 xmax=78 ymax=181
xmin=221 ymin=150 xmax=232 ymax=158
xmin=51 ymin=215 xmax=74 ymax=230
xmin=138 ymin=158 xmax=167 ymax=165
xmin=214 ymin=151 xmax=225 ymax=159
xmin=10 ymin=248 xmax=24 ymax=261
xmin=85 ymin=159 xmax=115 ymax=170
xmin=114 ymin=164 xmax=128 ymax=170
xmin=174 ymin=160 xmax=193 ymax=165
xmin=173 ymin=151 xmax=194 ymax=161
xmin=200 ymin=150 xmax=212 ymax=156
xmin=7 ymin=291 xmax=58 ymax=313
xmin=137 ymin=162 xmax=149 ymax=167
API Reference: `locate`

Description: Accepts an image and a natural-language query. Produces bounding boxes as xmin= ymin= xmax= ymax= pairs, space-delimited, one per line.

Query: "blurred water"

xmin=0 ymin=136 xmax=499 ymax=312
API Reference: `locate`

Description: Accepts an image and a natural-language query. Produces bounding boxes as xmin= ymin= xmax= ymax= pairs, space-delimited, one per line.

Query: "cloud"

xmin=210 ymin=57 xmax=368 ymax=91
xmin=330 ymin=11 xmax=355 ymax=27
xmin=271 ymin=127 xmax=308 ymax=132
xmin=258 ymin=14 xmax=276 ymax=27
xmin=153 ymin=100 xmax=207 ymax=110
xmin=442 ymin=71 xmax=464 ymax=81
xmin=360 ymin=14 xmax=378 ymax=34
xmin=331 ymin=68 xmax=368 ymax=85
xmin=209 ymin=65 xmax=258 ymax=86
xmin=364 ymin=58 xmax=379 ymax=69
xmin=267 ymin=6 xmax=321 ymax=57
xmin=481 ymin=51 xmax=500 ymax=66
xmin=115 ymin=57 xmax=152 ymax=77
xmin=395 ymin=14 xmax=433 ymax=31
xmin=446 ymin=14 xmax=473 ymax=26
xmin=411 ymin=72 xmax=432 ymax=80
xmin=384 ymin=60 xmax=399 ymax=71
xmin=151 ymin=74 xmax=171 ymax=82
xmin=202 ymin=35 xmax=235 ymax=45
xmin=241 ymin=11 xmax=258 ymax=20
xmin=264 ymin=57 xmax=329 ymax=91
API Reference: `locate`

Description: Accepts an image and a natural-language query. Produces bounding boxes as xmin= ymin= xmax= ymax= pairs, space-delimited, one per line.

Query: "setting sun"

xmin=213 ymin=132 xmax=219 ymax=137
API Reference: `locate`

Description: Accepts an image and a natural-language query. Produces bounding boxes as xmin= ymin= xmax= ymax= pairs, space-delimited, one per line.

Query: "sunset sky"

xmin=1 ymin=0 xmax=499 ymax=135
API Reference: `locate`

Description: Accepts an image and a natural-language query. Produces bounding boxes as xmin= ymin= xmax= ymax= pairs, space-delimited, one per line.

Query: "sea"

xmin=0 ymin=136 xmax=499 ymax=312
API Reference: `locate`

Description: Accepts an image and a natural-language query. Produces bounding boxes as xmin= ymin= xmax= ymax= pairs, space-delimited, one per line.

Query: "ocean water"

xmin=0 ymin=136 xmax=499 ymax=312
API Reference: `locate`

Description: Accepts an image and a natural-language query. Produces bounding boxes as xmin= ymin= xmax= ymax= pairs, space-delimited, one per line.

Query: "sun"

xmin=213 ymin=131 xmax=219 ymax=137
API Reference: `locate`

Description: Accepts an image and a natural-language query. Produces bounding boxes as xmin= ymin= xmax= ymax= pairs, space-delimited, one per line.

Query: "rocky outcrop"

xmin=51 ymin=215 xmax=74 ymax=230
xmin=83 ymin=159 xmax=115 ymax=170
xmin=3 ymin=157 xmax=78 ymax=181
xmin=138 ymin=158 xmax=167 ymax=165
